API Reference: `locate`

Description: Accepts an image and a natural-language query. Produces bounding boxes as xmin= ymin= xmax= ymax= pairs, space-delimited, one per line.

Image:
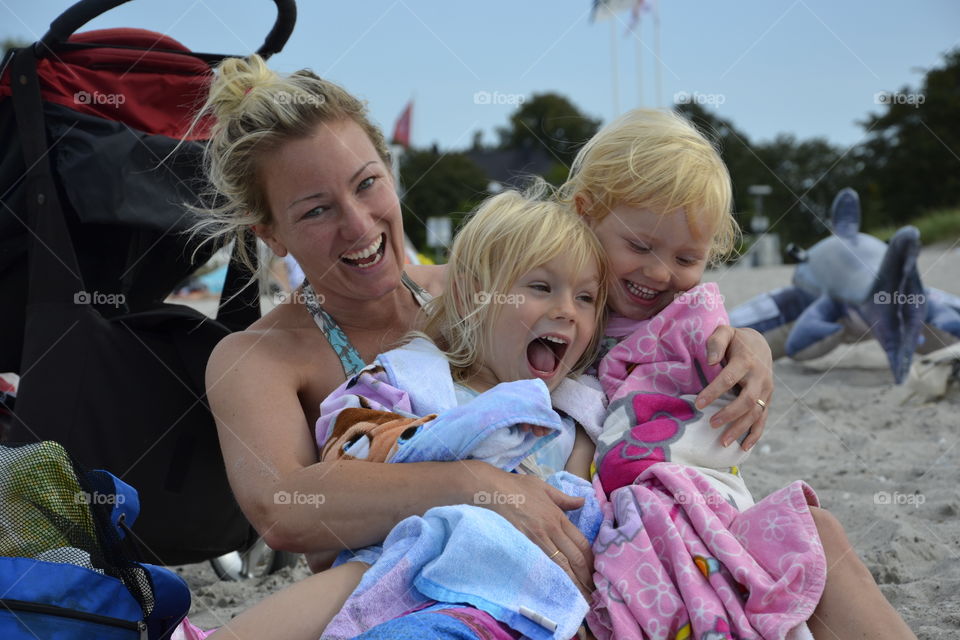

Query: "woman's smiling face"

xmin=256 ymin=119 xmax=405 ymax=301
xmin=590 ymin=205 xmax=713 ymax=321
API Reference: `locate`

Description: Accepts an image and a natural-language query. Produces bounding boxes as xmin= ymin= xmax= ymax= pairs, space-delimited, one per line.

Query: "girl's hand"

xmin=462 ymin=460 xmax=595 ymax=599
xmin=695 ymin=325 xmax=773 ymax=451
xmin=518 ymin=423 xmax=551 ymax=437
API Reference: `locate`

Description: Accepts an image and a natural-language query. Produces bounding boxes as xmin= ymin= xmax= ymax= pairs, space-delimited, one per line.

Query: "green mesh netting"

xmin=0 ymin=441 xmax=154 ymax=617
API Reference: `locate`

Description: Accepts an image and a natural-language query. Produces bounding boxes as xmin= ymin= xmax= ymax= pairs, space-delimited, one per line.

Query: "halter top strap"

xmin=401 ymin=271 xmax=433 ymax=308
xmin=301 ymin=272 xmax=433 ymax=378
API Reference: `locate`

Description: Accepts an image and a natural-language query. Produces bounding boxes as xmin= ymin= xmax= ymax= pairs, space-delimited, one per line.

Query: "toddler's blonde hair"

xmin=561 ymin=109 xmax=739 ymax=263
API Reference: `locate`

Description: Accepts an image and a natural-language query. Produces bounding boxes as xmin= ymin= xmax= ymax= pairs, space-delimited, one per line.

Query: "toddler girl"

xmin=561 ymin=109 xmax=824 ymax=640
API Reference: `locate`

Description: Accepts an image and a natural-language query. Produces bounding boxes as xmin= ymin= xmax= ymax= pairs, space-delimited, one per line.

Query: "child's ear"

xmin=574 ymin=193 xmax=594 ymax=218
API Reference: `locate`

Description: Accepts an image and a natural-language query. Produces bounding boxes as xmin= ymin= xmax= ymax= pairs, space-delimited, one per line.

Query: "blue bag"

xmin=0 ymin=442 xmax=190 ymax=639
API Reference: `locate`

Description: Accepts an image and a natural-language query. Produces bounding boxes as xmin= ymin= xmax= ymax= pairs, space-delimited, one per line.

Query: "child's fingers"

xmin=518 ymin=424 xmax=551 ymax=437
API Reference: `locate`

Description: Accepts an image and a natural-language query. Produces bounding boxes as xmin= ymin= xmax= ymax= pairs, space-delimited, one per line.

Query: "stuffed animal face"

xmin=320 ymin=408 xmax=437 ymax=463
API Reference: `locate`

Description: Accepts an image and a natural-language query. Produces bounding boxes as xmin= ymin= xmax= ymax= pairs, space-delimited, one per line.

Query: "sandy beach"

xmin=174 ymin=245 xmax=960 ymax=638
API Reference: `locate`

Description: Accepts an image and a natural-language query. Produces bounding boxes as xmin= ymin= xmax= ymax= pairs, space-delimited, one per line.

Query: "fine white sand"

xmin=173 ymin=245 xmax=960 ymax=638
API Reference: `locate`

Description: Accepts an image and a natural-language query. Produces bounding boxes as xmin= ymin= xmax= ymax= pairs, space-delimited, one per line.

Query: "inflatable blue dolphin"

xmin=730 ymin=189 xmax=960 ymax=384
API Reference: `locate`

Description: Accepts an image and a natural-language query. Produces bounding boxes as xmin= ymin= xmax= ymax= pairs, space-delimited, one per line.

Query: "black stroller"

xmin=0 ymin=0 xmax=298 ymax=576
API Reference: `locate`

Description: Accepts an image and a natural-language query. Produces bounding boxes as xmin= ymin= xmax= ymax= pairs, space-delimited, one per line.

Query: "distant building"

xmin=465 ymin=147 xmax=556 ymax=191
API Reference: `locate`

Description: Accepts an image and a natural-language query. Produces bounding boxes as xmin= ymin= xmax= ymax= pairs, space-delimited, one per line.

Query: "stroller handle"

xmin=36 ymin=0 xmax=297 ymax=61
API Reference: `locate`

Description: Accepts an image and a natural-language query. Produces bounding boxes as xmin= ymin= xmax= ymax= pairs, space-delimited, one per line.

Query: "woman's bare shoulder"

xmin=406 ymin=263 xmax=447 ymax=297
xmin=207 ymin=304 xmax=339 ymax=393
xmin=211 ymin=306 xmax=302 ymax=363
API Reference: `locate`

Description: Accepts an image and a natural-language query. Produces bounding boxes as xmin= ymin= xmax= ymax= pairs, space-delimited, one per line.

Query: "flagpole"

xmin=610 ymin=18 xmax=620 ymax=116
xmin=654 ymin=0 xmax=662 ymax=107
xmin=634 ymin=19 xmax=643 ymax=107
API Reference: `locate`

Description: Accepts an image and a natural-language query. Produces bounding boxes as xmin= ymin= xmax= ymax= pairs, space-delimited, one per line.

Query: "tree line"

xmin=400 ymin=47 xmax=960 ymax=258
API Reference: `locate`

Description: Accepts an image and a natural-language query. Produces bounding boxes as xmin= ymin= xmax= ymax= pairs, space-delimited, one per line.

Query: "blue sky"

xmin=3 ymin=1 xmax=957 ymax=152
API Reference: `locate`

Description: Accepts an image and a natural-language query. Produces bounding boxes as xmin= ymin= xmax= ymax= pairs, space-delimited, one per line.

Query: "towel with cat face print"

xmin=316 ymin=337 xmax=566 ymax=471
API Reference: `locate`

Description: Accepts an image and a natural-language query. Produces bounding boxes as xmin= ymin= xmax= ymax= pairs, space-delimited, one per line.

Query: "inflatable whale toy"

xmin=730 ymin=189 xmax=960 ymax=384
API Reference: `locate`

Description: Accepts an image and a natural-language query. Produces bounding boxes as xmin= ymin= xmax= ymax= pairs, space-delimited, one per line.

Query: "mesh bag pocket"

xmin=0 ymin=441 xmax=188 ymax=639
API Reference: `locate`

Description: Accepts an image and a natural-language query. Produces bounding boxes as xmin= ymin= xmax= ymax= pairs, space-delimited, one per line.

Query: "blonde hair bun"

xmin=205 ymin=55 xmax=278 ymax=122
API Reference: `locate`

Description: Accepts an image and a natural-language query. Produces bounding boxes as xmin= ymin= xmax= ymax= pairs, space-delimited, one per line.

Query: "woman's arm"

xmin=207 ymin=332 xmax=468 ymax=551
xmin=695 ymin=326 xmax=773 ymax=451
xmin=206 ymin=331 xmax=595 ymax=592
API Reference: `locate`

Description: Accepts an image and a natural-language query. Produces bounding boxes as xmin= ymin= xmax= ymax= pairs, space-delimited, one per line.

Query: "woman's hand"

xmin=695 ymin=325 xmax=773 ymax=451
xmin=462 ymin=460 xmax=595 ymax=599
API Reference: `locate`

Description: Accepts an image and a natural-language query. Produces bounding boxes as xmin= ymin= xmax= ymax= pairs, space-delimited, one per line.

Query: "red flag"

xmin=391 ymin=100 xmax=413 ymax=148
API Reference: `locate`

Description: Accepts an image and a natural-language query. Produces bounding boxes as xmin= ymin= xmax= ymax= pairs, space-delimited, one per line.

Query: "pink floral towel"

xmin=599 ymin=282 xmax=728 ymax=403
xmin=588 ymin=465 xmax=826 ymax=640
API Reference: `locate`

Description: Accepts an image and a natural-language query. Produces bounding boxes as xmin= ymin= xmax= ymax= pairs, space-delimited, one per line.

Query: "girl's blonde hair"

xmin=418 ymin=180 xmax=608 ymax=382
xmin=560 ymin=109 xmax=739 ymax=264
xmin=188 ymin=54 xmax=391 ymax=274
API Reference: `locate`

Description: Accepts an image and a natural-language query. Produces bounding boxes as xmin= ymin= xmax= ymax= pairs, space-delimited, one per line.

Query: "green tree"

xmin=677 ymin=102 xmax=860 ymax=253
xmin=753 ymin=134 xmax=861 ymax=248
xmin=1 ymin=37 xmax=30 ymax=57
xmin=497 ymin=93 xmax=601 ymax=167
xmin=858 ymin=47 xmax=960 ymax=228
xmin=398 ymin=148 xmax=490 ymax=259
xmin=676 ymin=102 xmax=767 ymax=227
